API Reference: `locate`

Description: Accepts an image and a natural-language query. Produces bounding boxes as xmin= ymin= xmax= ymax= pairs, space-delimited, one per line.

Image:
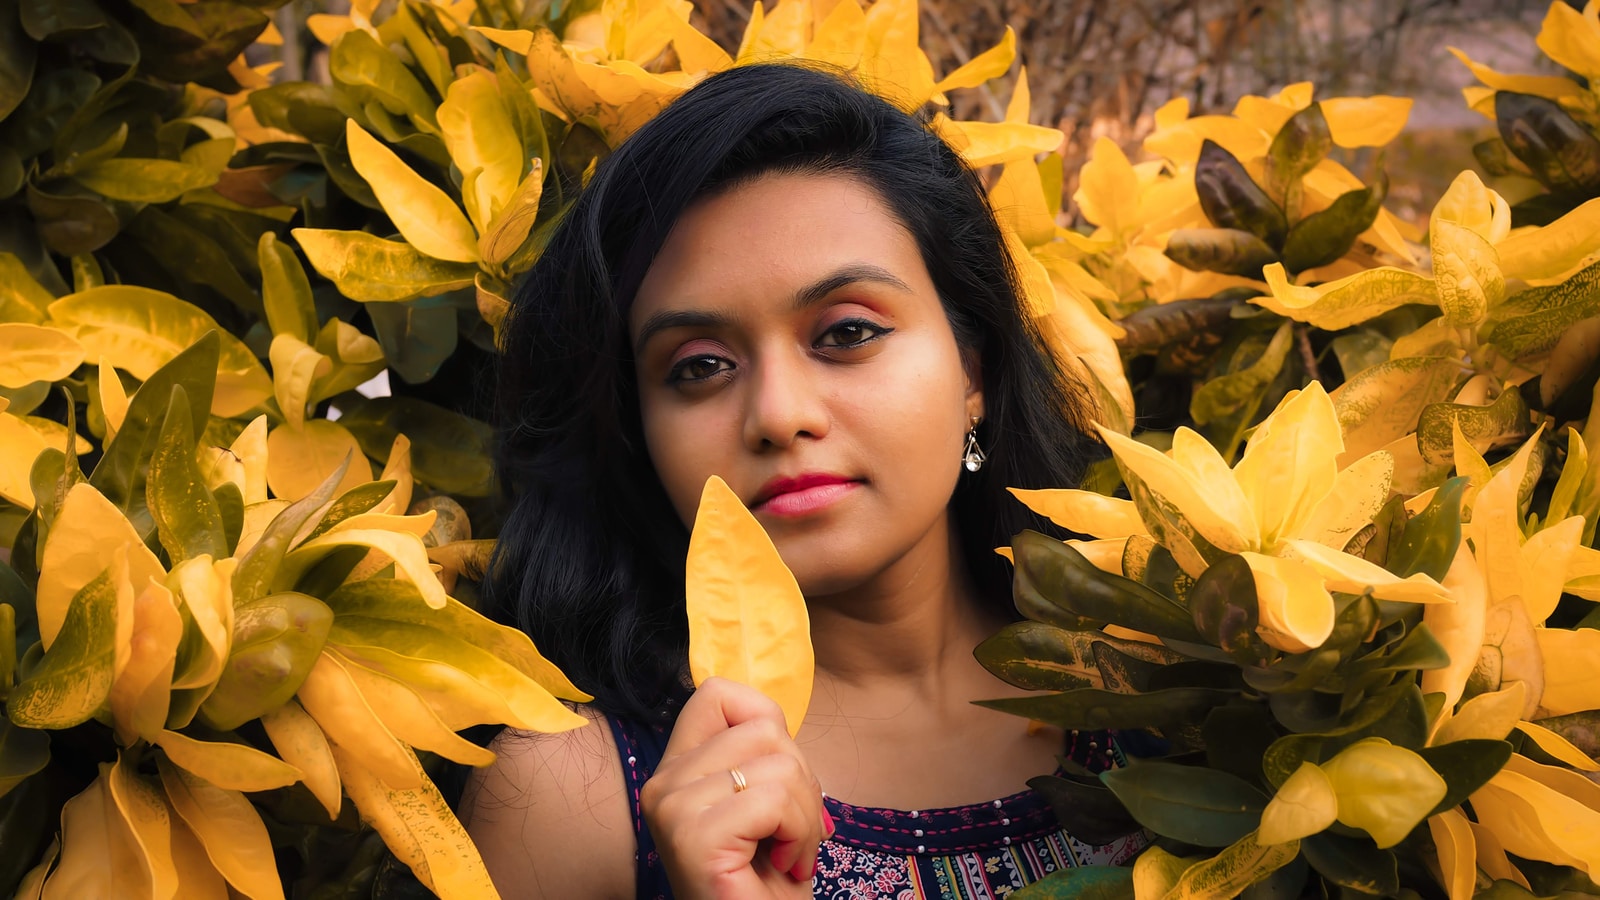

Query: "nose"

xmin=741 ymin=344 xmax=830 ymax=451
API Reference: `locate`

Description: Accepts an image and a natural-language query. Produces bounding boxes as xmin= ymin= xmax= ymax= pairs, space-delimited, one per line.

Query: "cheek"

xmin=640 ymin=397 xmax=725 ymax=526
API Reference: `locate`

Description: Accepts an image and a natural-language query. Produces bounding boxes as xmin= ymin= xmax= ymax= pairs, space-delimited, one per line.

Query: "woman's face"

xmin=631 ymin=172 xmax=983 ymax=597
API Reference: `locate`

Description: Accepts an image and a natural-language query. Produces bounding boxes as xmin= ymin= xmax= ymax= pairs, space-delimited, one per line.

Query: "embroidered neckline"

xmin=820 ymin=769 xmax=1063 ymax=855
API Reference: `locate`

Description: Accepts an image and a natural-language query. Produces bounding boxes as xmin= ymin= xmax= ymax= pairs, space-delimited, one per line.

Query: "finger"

xmin=698 ymin=779 xmax=817 ymax=870
xmin=660 ymin=715 xmax=806 ymax=788
xmin=664 ymin=677 xmax=788 ymax=756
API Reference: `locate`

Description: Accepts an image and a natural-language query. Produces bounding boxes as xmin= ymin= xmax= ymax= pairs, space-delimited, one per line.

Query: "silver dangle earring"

xmin=962 ymin=416 xmax=986 ymax=473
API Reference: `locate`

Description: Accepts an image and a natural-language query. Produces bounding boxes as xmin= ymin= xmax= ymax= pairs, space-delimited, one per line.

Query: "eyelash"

xmin=664 ymin=318 xmax=893 ymax=384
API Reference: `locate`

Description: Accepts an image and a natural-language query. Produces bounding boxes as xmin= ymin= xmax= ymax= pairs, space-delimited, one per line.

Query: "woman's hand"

xmin=641 ymin=677 xmax=832 ymax=899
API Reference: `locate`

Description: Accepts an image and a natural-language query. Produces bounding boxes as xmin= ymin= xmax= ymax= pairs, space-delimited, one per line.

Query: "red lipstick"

xmin=752 ymin=473 xmax=860 ymax=517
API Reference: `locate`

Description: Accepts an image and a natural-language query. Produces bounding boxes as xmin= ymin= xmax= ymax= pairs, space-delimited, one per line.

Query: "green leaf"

xmin=0 ymin=718 xmax=48 ymax=800
xmin=1266 ymin=102 xmax=1333 ymax=205
xmin=1261 ymin=683 xmax=1429 ymax=788
xmin=1414 ymin=389 xmax=1530 ymax=467
xmin=258 ymin=232 xmax=318 ymax=344
xmin=1027 ymin=775 xmax=1145 ymax=846
xmin=230 ymin=455 xmax=352 ymax=605
xmin=197 ymin=592 xmax=333 ymax=731
xmin=1495 ymin=91 xmax=1600 ymax=197
xmin=1010 ymin=865 xmax=1134 ymax=900
xmin=1202 ymin=704 xmax=1282 ymax=786
xmin=129 ymin=0 xmax=270 ymax=86
xmin=88 ymin=333 xmax=219 ymax=540
xmin=1485 ymin=260 xmax=1600 ymax=358
xmin=0 ymin=602 xmax=12 ymax=692
xmin=147 ymin=385 xmax=226 ymax=565
xmin=333 ymin=394 xmax=494 ymax=497
xmin=1165 ymin=227 xmax=1279 ymax=277
xmin=975 ymin=687 xmax=1236 ymax=731
xmin=5 ymin=68 xmax=98 ymax=160
xmin=974 ymin=621 xmax=1097 ymax=692
xmin=73 ymin=158 xmax=218 ymax=203
xmin=1300 ymin=832 xmax=1399 ymax=896
xmin=1187 ymin=554 xmax=1276 ymax=665
xmin=1190 ymin=323 xmax=1294 ymax=428
xmin=1416 ymin=738 xmax=1512 ymax=816
xmin=302 ymin=480 xmax=396 ymax=544
xmin=1279 ymin=172 xmax=1387 ymax=274
xmin=6 ymin=565 xmax=118 ymax=729
xmin=25 ymin=183 xmax=118 ymax=256
xmin=329 ymin=29 xmax=439 ymax=131
xmin=0 ymin=2 xmax=37 ymax=122
xmin=1195 ymin=139 xmax=1288 ymax=247
xmin=126 ymin=206 xmax=260 ymax=313
xmin=293 ymin=229 xmax=477 ymax=303
xmin=19 ymin=0 xmax=106 ymax=40
xmin=365 ymin=296 xmax=458 ymax=384
xmin=213 ymin=481 xmax=242 ymax=556
xmin=1012 ymin=530 xmax=1203 ymax=642
xmin=326 ymin=577 xmax=588 ymax=701
xmin=248 ymin=82 xmax=346 ymax=146
xmin=1100 ymin=761 xmax=1267 ymax=847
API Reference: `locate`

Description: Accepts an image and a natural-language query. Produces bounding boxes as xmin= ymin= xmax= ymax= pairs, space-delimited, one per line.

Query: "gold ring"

xmin=729 ymin=767 xmax=748 ymax=793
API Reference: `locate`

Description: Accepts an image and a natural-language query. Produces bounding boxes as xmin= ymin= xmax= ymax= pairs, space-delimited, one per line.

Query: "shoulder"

xmin=461 ymin=703 xmax=636 ymax=900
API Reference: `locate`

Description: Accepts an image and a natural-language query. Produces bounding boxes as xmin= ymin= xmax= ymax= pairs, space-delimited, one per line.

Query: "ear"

xmin=960 ymin=346 xmax=984 ymax=423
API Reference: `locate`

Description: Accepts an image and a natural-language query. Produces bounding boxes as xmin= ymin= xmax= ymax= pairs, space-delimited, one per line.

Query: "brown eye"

xmin=817 ymin=319 xmax=890 ymax=348
xmin=668 ymin=354 xmax=732 ymax=383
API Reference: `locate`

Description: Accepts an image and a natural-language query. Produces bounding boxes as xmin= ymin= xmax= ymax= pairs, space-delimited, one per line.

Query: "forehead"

xmin=630 ymin=172 xmax=931 ymax=322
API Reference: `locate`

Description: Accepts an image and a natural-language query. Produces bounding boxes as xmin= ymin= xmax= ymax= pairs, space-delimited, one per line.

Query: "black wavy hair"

xmin=483 ymin=61 xmax=1098 ymax=722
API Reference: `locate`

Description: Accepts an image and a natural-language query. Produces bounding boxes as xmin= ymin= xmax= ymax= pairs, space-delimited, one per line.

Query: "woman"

xmin=462 ymin=62 xmax=1143 ymax=898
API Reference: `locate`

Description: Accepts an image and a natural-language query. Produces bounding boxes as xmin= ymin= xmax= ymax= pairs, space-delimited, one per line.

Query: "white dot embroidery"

xmin=1002 ymin=836 xmax=1012 ymax=845
xmin=913 ymin=828 xmax=924 ymax=837
xmin=916 ymin=844 xmax=926 ymax=854
xmin=909 ymin=810 xmax=920 ymax=819
xmin=626 ymin=756 xmax=636 ymax=766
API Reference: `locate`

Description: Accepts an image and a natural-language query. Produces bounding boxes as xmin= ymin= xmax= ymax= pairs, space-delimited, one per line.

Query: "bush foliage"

xmin=2 ymin=0 xmax=1600 ymax=898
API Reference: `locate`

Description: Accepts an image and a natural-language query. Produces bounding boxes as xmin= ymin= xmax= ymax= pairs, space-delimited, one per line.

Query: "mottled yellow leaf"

xmin=292 ymin=229 xmax=478 ymax=303
xmin=296 ymin=651 xmax=422 ymax=789
xmin=686 ymin=475 xmax=814 ymax=737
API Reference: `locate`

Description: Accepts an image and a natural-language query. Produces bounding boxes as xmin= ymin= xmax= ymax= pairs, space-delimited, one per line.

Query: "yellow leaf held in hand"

xmin=686 ymin=475 xmax=814 ymax=737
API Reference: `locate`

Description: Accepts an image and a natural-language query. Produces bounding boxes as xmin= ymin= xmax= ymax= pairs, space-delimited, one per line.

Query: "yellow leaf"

xmin=686 ymin=475 xmax=814 ymax=737
xmin=279 ymin=521 xmax=446 ymax=609
xmin=1133 ymin=846 xmax=1200 ymax=900
xmin=1427 ymin=808 xmax=1476 ymax=900
xmin=156 ymin=730 xmax=302 ymax=792
xmin=1447 ymin=47 xmax=1585 ymax=103
xmin=1432 ymin=681 xmax=1525 ymax=745
xmin=264 ymin=419 xmax=372 ymax=502
xmin=1497 ymin=197 xmax=1600 ymax=281
xmin=1007 ymin=488 xmax=1147 ymax=539
xmin=1233 ymin=382 xmax=1342 ymax=547
xmin=1255 ymin=262 xmax=1435 ymax=331
xmin=106 ymin=752 xmax=179 ymax=900
xmin=933 ymin=26 xmax=1015 ymax=93
xmin=168 ymin=556 xmax=235 ymax=699
xmin=1283 ymin=538 xmax=1451 ymax=604
xmin=803 ymin=0 xmax=865 ymax=68
xmin=1161 ymin=829 xmax=1299 ymax=900
xmin=438 ymin=69 xmax=523 ymax=236
xmin=0 ymin=251 xmax=53 ymax=325
xmin=1259 ymin=761 xmax=1337 ymax=844
xmin=329 ymin=743 xmax=501 ymax=900
xmin=1538 ymin=0 xmax=1600 ymax=82
xmin=1321 ymin=738 xmax=1446 ymax=849
xmin=231 ymin=415 xmax=269 ymax=505
xmin=990 ymin=157 xmax=1056 ymax=248
xmin=377 ymin=433 xmax=415 ymax=516
xmin=1503 ymin=750 xmax=1600 ymax=811
xmin=1469 ymin=818 xmax=1532 ymax=889
xmin=0 ymin=324 xmax=84 ymax=387
xmin=933 ymin=106 xmax=1063 ymax=169
xmin=1521 ymin=515 xmax=1585 ymax=625
xmin=1073 ymin=137 xmax=1140 ymax=235
xmin=98 ymin=358 xmax=128 ymax=443
xmin=477 ymin=159 xmax=544 ymax=268
xmin=1296 ymin=450 xmax=1393 ymax=549
xmin=1422 ymin=546 xmax=1489 ymax=711
xmin=0 ymin=411 xmax=50 ymax=509
xmin=260 ymin=700 xmax=342 ymax=820
xmin=1240 ymin=552 xmax=1336 ymax=653
xmin=36 ymin=482 xmax=166 ymax=649
xmin=156 ymin=757 xmax=285 ymax=900
xmin=109 ymin=579 xmax=181 ymax=745
xmin=268 ymin=334 xmax=332 ymax=432
xmin=44 ymin=767 xmax=150 ymax=900
xmin=345 ymin=121 xmax=479 ymax=263
xmin=1518 ymin=720 xmax=1600 ymax=771
xmin=1471 ymin=768 xmax=1600 ymax=880
xmin=296 ymin=651 xmax=422 ymax=789
xmin=292 ymin=229 xmax=478 ymax=303
xmin=1096 ymin=425 xmax=1254 ymax=573
xmin=334 ymin=649 xmax=495 ymax=766
xmin=14 ymin=837 xmax=55 ymax=899
xmin=1144 ymin=114 xmax=1269 ymax=169
xmin=1067 ymin=537 xmax=1130 ymax=574
xmin=47 ymin=286 xmax=273 ymax=418
xmin=1535 ymin=626 xmax=1600 ymax=717
xmin=1321 ymin=96 xmax=1412 ymax=148
xmin=167 ymin=808 xmax=228 ymax=899
xmin=236 ymin=500 xmax=290 ymax=559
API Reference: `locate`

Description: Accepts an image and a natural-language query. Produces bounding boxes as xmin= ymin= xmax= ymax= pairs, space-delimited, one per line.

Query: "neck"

xmin=803 ymin=515 xmax=1005 ymax=700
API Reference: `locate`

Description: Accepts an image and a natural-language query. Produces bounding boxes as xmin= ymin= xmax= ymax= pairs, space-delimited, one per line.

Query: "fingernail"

xmin=821 ymin=806 xmax=835 ymax=837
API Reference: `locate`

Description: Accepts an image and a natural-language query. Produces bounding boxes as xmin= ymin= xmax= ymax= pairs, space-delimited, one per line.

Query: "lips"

xmin=751 ymin=473 xmax=861 ymax=517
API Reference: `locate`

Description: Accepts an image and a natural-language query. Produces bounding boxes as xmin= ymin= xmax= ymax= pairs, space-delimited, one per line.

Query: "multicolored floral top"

xmin=604 ymin=713 xmax=1147 ymax=900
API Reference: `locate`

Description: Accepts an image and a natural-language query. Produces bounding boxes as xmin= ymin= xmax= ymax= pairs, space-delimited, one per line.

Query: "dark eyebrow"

xmin=633 ymin=263 xmax=913 ymax=354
